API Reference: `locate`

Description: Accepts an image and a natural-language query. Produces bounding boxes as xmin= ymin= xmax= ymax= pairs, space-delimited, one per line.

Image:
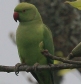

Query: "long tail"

xmin=31 ymin=70 xmax=54 ymax=84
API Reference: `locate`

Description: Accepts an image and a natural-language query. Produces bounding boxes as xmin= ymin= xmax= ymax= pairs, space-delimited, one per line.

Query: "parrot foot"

xmin=33 ymin=63 xmax=39 ymax=71
xmin=41 ymin=49 xmax=49 ymax=56
xmin=15 ymin=63 xmax=25 ymax=76
xmin=48 ymin=64 xmax=54 ymax=69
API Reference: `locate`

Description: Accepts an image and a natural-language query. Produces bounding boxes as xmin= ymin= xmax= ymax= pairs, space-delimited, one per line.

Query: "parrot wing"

xmin=43 ymin=24 xmax=54 ymax=63
xmin=43 ymin=24 xmax=54 ymax=84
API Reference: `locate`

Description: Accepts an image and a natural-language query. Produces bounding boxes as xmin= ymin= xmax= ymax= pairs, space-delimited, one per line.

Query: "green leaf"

xmin=65 ymin=0 xmax=81 ymax=10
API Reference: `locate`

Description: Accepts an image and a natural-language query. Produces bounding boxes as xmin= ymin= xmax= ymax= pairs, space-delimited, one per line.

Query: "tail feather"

xmin=31 ymin=70 xmax=54 ymax=84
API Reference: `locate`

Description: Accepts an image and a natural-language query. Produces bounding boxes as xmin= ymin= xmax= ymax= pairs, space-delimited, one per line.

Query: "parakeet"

xmin=65 ymin=0 xmax=81 ymax=10
xmin=13 ymin=2 xmax=54 ymax=84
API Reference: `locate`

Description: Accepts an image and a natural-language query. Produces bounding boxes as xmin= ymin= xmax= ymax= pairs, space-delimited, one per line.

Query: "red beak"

xmin=13 ymin=12 xmax=19 ymax=22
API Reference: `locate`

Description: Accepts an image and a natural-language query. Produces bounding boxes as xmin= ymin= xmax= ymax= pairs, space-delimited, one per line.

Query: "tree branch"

xmin=0 ymin=51 xmax=81 ymax=73
xmin=0 ymin=64 xmax=81 ymax=73
xmin=42 ymin=50 xmax=81 ymax=65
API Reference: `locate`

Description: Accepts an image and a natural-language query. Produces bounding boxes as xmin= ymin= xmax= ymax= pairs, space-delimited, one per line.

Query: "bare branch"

xmin=42 ymin=50 xmax=81 ymax=65
xmin=0 ymin=64 xmax=81 ymax=73
xmin=0 ymin=51 xmax=81 ymax=73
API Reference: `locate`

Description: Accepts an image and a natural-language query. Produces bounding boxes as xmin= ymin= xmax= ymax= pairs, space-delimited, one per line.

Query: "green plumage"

xmin=14 ymin=2 xmax=54 ymax=84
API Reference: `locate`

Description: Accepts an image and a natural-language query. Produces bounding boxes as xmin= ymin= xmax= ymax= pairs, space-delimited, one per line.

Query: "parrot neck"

xmin=19 ymin=19 xmax=43 ymax=25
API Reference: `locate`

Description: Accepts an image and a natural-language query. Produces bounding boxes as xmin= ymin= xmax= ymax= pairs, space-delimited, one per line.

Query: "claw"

xmin=41 ymin=49 xmax=48 ymax=55
xmin=15 ymin=63 xmax=25 ymax=76
xmin=33 ymin=63 xmax=39 ymax=71
xmin=15 ymin=63 xmax=21 ymax=76
xmin=48 ymin=63 xmax=54 ymax=70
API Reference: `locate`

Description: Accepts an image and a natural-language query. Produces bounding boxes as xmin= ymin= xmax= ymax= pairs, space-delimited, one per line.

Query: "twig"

xmin=9 ymin=32 xmax=16 ymax=45
xmin=41 ymin=50 xmax=81 ymax=65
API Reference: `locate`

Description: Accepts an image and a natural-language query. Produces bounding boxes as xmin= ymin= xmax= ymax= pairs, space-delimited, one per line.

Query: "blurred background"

xmin=1 ymin=0 xmax=81 ymax=84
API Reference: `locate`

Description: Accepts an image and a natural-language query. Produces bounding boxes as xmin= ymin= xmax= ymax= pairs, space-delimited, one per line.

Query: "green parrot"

xmin=65 ymin=0 xmax=81 ymax=10
xmin=13 ymin=2 xmax=54 ymax=84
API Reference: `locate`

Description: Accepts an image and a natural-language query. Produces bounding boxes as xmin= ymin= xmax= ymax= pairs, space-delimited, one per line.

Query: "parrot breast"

xmin=16 ymin=23 xmax=47 ymax=65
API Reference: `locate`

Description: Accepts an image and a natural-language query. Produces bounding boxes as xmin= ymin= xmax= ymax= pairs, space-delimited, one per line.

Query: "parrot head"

xmin=13 ymin=2 xmax=41 ymax=22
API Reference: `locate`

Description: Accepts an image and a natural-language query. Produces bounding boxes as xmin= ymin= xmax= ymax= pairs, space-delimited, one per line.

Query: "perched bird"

xmin=13 ymin=2 xmax=54 ymax=84
xmin=65 ymin=0 xmax=81 ymax=10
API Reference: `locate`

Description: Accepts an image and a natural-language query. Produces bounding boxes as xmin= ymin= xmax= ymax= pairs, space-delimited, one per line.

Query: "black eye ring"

xmin=22 ymin=9 xmax=26 ymax=12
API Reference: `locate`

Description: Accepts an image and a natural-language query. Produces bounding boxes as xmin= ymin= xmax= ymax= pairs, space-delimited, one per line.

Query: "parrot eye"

xmin=22 ymin=9 xmax=26 ymax=12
